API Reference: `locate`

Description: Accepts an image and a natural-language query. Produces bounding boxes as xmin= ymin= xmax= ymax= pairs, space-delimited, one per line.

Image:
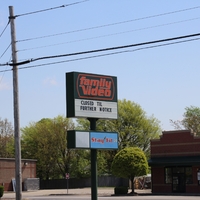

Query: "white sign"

xmin=76 ymin=131 xmax=90 ymax=148
xmin=12 ymin=178 xmax=16 ymax=192
xmin=74 ymin=99 xmax=118 ymax=119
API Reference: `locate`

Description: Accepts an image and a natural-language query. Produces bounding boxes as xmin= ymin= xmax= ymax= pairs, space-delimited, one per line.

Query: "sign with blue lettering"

xmin=90 ymin=132 xmax=118 ymax=149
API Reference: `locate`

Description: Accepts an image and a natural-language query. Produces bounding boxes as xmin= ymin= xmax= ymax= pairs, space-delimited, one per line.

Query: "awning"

xmin=148 ymin=156 xmax=200 ymax=166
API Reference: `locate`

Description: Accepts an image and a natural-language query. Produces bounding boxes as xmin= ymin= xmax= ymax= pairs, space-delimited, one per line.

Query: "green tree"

xmin=170 ymin=106 xmax=200 ymax=135
xmin=69 ymin=149 xmax=91 ymax=178
xmin=21 ymin=115 xmax=75 ymax=179
xmin=0 ymin=118 xmax=14 ymax=158
xmin=111 ymin=147 xmax=148 ymax=194
xmin=113 ymin=99 xmax=161 ymax=152
xmin=0 ymin=185 xmax=4 ymax=198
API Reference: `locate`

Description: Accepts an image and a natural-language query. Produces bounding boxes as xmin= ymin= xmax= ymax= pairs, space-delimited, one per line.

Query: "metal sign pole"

xmin=89 ymin=118 xmax=98 ymax=200
xmin=67 ymin=178 xmax=68 ymax=194
xmin=66 ymin=173 xmax=69 ymax=194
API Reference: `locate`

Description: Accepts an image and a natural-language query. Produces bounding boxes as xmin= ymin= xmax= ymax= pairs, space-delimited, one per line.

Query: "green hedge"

xmin=114 ymin=186 xmax=128 ymax=195
xmin=0 ymin=186 xmax=4 ymax=198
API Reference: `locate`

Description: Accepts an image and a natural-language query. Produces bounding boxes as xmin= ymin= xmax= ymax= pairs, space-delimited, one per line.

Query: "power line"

xmin=0 ymin=20 xmax=10 ymax=38
xmin=0 ymin=62 xmax=10 ymax=67
xmin=0 ymin=70 xmax=6 ymax=84
xmin=0 ymin=56 xmax=11 ymax=84
xmin=18 ymin=17 xmax=200 ymax=52
xmin=24 ymin=33 xmax=200 ymax=64
xmin=0 ymin=32 xmax=199 ymax=67
xmin=15 ymin=0 xmax=89 ymax=17
xmin=17 ymin=37 xmax=200 ymax=70
xmin=1 ymin=36 xmax=199 ymax=73
xmin=5 ymin=32 xmax=200 ymax=67
xmin=17 ymin=5 xmax=200 ymax=42
xmin=0 ymin=43 xmax=11 ymax=59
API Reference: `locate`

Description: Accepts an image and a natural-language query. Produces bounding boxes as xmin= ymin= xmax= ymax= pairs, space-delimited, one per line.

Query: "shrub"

xmin=114 ymin=186 xmax=128 ymax=195
xmin=0 ymin=186 xmax=4 ymax=198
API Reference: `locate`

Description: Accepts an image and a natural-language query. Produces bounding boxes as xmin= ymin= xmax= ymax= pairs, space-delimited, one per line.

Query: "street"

xmin=25 ymin=195 xmax=200 ymax=200
xmin=2 ymin=188 xmax=200 ymax=200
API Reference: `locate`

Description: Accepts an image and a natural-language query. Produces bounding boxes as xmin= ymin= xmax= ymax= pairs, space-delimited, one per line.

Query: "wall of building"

xmin=151 ymin=130 xmax=200 ymax=157
xmin=150 ymin=130 xmax=200 ymax=194
xmin=151 ymin=167 xmax=171 ymax=193
xmin=0 ymin=158 xmax=37 ymax=191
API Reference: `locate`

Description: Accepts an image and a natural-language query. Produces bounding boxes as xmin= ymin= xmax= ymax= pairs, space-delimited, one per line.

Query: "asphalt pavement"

xmin=2 ymin=188 xmax=152 ymax=199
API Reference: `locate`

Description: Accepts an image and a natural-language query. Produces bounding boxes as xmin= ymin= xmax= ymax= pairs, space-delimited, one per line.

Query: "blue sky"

xmin=0 ymin=0 xmax=200 ymax=131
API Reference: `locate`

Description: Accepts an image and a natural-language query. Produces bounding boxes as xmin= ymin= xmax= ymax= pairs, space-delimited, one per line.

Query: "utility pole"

xmin=9 ymin=6 xmax=22 ymax=200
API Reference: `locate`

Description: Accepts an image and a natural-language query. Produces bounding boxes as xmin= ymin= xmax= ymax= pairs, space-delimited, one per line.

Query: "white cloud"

xmin=43 ymin=77 xmax=58 ymax=86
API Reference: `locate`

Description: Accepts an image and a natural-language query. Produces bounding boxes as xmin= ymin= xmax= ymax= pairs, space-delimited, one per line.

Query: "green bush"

xmin=0 ymin=186 xmax=4 ymax=198
xmin=114 ymin=186 xmax=128 ymax=195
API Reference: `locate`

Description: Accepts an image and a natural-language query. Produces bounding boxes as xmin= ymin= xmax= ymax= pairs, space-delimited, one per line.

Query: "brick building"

xmin=0 ymin=158 xmax=37 ymax=191
xmin=149 ymin=130 xmax=200 ymax=194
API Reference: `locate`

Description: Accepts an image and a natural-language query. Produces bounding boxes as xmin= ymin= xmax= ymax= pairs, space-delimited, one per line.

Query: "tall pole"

xmin=89 ymin=118 xmax=98 ymax=200
xmin=9 ymin=6 xmax=22 ymax=200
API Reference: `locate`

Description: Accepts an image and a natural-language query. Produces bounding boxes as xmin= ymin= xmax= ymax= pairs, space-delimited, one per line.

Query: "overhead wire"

xmin=20 ymin=37 xmax=200 ymax=69
xmin=0 ymin=20 xmax=10 ymax=38
xmin=18 ymin=17 xmax=200 ymax=52
xmin=0 ymin=55 xmax=12 ymax=85
xmin=17 ymin=5 xmax=200 ymax=43
xmin=0 ymin=1 xmax=89 ymax=66
xmin=1 ymin=36 xmax=200 ymax=73
xmin=26 ymin=32 xmax=200 ymax=64
xmin=0 ymin=20 xmax=11 ymax=84
xmin=0 ymin=43 xmax=11 ymax=59
xmin=0 ymin=70 xmax=6 ymax=84
xmin=15 ymin=0 xmax=89 ymax=18
xmin=0 ymin=1 xmax=91 ymax=84
xmin=1 ymin=4 xmax=200 ymax=68
xmin=0 ymin=44 xmax=11 ymax=66
xmin=0 ymin=32 xmax=199 ymax=67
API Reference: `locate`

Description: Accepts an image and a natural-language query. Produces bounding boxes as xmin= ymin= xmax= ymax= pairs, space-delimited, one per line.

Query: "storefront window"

xmin=197 ymin=168 xmax=200 ymax=185
xmin=197 ymin=169 xmax=200 ymax=185
xmin=165 ymin=167 xmax=193 ymax=184
xmin=185 ymin=167 xmax=192 ymax=184
xmin=165 ymin=167 xmax=172 ymax=184
xmin=173 ymin=167 xmax=184 ymax=173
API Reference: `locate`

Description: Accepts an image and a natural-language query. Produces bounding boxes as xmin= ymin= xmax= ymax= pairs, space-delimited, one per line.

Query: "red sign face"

xmin=76 ymin=74 xmax=115 ymax=101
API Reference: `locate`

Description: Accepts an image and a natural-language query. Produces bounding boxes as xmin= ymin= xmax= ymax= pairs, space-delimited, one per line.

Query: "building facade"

xmin=149 ymin=130 xmax=200 ymax=194
xmin=0 ymin=158 xmax=37 ymax=191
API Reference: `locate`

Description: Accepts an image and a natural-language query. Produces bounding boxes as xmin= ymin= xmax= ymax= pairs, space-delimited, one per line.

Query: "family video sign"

xmin=66 ymin=72 xmax=118 ymax=119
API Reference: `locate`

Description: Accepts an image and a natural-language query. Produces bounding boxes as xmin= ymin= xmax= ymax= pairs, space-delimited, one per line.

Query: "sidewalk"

xmin=2 ymin=188 xmax=152 ymax=199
